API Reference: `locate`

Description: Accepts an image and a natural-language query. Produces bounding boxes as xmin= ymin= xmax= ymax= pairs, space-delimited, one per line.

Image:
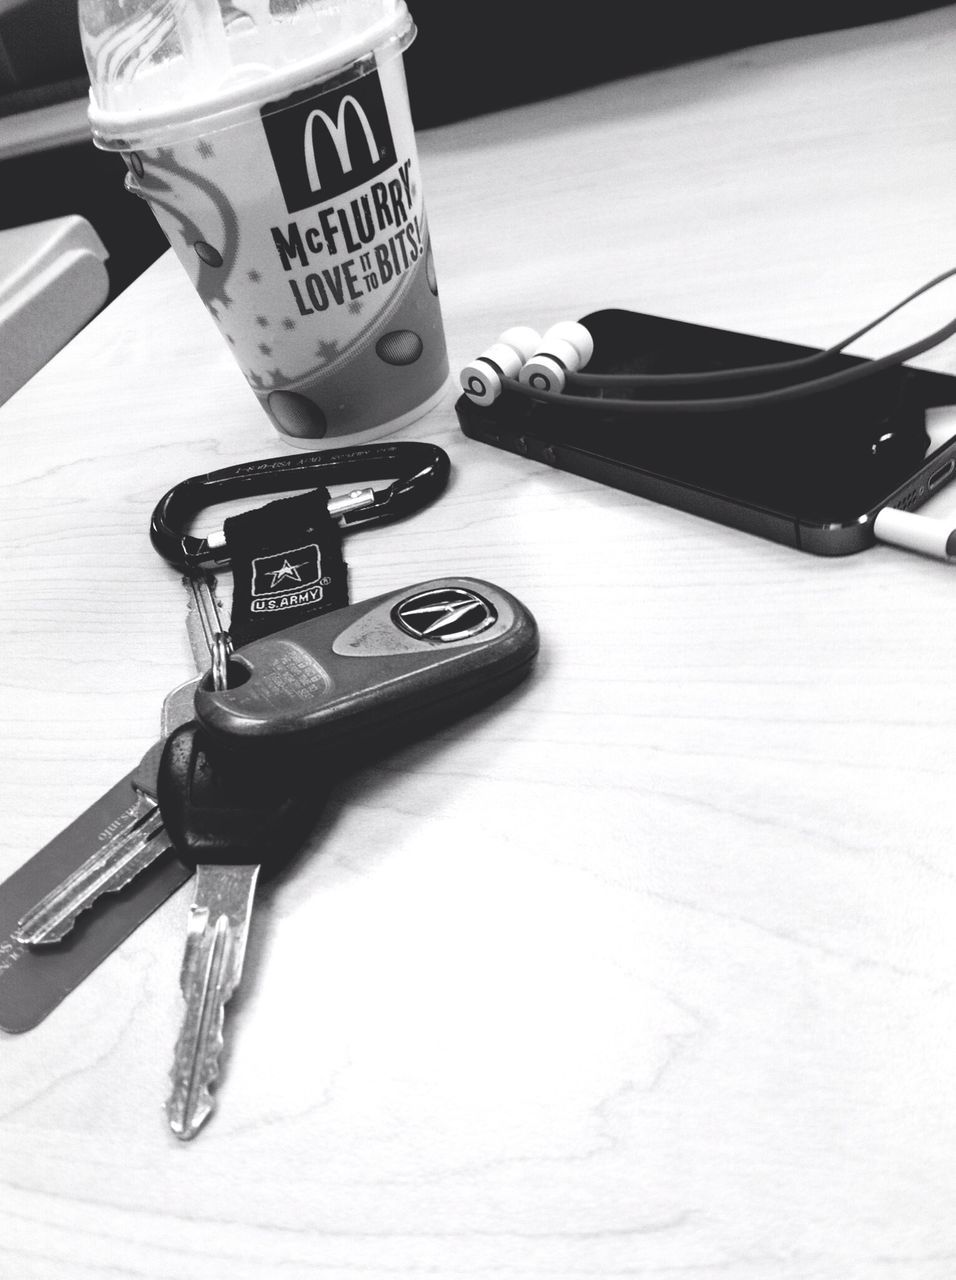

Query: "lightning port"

xmin=928 ymin=458 xmax=956 ymax=490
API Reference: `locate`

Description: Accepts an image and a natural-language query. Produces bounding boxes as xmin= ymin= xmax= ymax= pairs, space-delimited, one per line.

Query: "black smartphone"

xmin=456 ymin=309 xmax=956 ymax=555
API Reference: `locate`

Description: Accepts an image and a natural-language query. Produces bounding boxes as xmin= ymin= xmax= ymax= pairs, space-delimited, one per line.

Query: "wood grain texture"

xmin=2 ymin=8 xmax=956 ymax=1278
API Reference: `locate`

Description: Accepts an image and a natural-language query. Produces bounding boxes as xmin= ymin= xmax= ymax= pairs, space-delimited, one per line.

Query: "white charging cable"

xmin=873 ymin=507 xmax=956 ymax=560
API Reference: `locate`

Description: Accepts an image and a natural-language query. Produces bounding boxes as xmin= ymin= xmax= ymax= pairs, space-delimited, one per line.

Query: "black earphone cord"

xmin=505 ymin=266 xmax=956 ymax=415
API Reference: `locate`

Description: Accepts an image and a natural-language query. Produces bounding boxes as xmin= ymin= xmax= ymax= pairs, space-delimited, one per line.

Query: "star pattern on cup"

xmin=249 ymin=366 xmax=291 ymax=391
xmin=315 ymin=339 xmax=340 ymax=365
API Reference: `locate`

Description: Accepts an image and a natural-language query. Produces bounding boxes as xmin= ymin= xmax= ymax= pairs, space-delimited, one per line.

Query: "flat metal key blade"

xmin=14 ymin=791 xmax=170 ymax=945
xmin=12 ymin=677 xmax=202 ymax=949
xmin=0 ymin=762 xmax=192 ymax=1033
xmin=166 ymin=863 xmax=259 ymax=1141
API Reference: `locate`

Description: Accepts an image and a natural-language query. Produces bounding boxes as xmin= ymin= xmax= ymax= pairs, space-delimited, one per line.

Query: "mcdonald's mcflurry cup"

xmin=90 ymin=5 xmax=449 ymax=447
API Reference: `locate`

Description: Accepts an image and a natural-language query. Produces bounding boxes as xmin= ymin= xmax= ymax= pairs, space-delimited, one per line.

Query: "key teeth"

xmin=166 ymin=867 xmax=259 ymax=1141
xmin=166 ymin=906 xmax=241 ymax=1141
xmin=166 ymin=1028 xmax=224 ymax=1141
xmin=14 ymin=804 xmax=168 ymax=945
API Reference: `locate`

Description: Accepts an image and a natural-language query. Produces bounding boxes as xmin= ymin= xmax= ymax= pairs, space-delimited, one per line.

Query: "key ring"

xmin=210 ymin=631 xmax=233 ymax=692
xmin=149 ymin=441 xmax=451 ymax=572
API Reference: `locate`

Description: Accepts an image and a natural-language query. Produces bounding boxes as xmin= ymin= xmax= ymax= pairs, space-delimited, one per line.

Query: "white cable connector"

xmin=873 ymin=506 xmax=956 ymax=560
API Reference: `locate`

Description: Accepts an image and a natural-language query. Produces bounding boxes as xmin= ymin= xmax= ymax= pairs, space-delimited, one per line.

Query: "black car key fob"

xmin=194 ymin=577 xmax=539 ymax=750
xmin=157 ymin=720 xmax=333 ymax=871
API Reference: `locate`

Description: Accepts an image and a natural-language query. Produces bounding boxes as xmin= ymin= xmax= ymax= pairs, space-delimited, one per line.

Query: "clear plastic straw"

xmin=229 ymin=0 xmax=280 ymax=66
xmin=175 ymin=0 xmax=232 ymax=81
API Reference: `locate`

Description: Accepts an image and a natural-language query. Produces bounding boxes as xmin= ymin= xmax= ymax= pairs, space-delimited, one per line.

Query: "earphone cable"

xmin=505 ymin=311 xmax=956 ymax=415
xmin=566 ymin=265 xmax=956 ymax=390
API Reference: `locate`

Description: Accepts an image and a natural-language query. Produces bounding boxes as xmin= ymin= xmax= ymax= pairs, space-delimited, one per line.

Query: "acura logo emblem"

xmin=393 ymin=587 xmax=497 ymax=643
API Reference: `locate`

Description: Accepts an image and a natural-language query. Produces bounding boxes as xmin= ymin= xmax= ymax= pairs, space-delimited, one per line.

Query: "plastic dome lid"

xmin=81 ymin=0 xmax=414 ymax=147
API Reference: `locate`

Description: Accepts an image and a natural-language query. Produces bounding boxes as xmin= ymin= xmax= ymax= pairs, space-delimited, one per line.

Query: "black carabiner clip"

xmin=149 ymin=441 xmax=451 ymax=572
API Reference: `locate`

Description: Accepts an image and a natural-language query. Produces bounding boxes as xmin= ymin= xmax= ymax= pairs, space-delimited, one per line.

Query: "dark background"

xmin=0 ymin=0 xmax=948 ymax=302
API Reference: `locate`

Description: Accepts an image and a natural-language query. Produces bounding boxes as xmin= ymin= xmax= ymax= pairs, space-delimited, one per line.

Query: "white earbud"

xmin=460 ymin=326 xmax=542 ymax=405
xmin=518 ymin=321 xmax=595 ymax=393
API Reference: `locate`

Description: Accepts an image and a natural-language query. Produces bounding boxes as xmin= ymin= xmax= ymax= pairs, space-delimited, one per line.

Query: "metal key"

xmin=12 ymin=678 xmax=201 ymax=946
xmin=13 ymin=577 xmax=232 ymax=947
xmin=14 ymin=577 xmax=537 ymax=947
xmin=157 ymin=721 xmax=328 ymax=1140
xmin=157 ymin=577 xmax=541 ymax=1139
xmin=169 ymin=863 xmax=258 ymax=1141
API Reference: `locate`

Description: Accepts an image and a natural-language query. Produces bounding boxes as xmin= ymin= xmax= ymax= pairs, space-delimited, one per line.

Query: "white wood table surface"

xmin=3 ymin=7 xmax=956 ymax=1278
